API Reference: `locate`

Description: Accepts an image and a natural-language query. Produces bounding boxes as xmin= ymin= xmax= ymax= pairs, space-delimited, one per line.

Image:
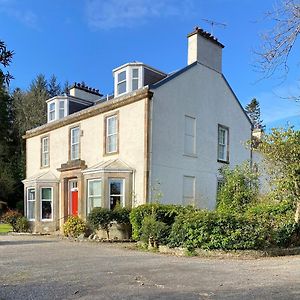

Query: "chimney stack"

xmin=187 ymin=27 xmax=224 ymax=73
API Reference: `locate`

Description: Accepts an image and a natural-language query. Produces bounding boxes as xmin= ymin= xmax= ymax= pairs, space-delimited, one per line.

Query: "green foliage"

xmin=168 ymin=210 xmax=268 ymax=251
xmin=140 ymin=215 xmax=170 ymax=246
xmin=217 ymin=163 xmax=259 ymax=213
xmin=1 ymin=210 xmax=22 ymax=232
xmin=63 ymin=216 xmax=87 ymax=238
xmin=87 ymin=206 xmax=131 ymax=239
xmin=129 ymin=203 xmax=194 ymax=240
xmin=15 ymin=216 xmax=29 ymax=233
xmin=258 ymin=127 xmax=300 ymax=221
xmin=111 ymin=205 xmax=131 ymax=224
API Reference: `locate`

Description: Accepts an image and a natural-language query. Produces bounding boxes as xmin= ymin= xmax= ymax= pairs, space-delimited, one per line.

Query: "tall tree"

xmin=245 ymin=98 xmax=264 ymax=129
xmin=0 ymin=40 xmax=14 ymax=85
xmin=48 ymin=74 xmax=61 ymax=98
xmin=256 ymin=0 xmax=300 ymax=80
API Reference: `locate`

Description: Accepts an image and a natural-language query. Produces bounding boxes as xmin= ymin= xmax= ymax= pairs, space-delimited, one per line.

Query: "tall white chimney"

xmin=187 ymin=27 xmax=224 ymax=73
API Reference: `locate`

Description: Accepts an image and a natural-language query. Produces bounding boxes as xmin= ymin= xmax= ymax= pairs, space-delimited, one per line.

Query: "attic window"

xmin=59 ymin=100 xmax=65 ymax=119
xmin=117 ymin=71 xmax=126 ymax=95
xmin=132 ymin=68 xmax=139 ymax=91
xmin=49 ymin=102 xmax=55 ymax=121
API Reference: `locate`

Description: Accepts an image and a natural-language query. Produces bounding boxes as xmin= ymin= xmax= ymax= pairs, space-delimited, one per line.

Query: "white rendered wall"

xmin=150 ymin=63 xmax=252 ymax=209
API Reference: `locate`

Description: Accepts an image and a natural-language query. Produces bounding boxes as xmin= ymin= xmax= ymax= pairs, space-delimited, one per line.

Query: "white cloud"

xmin=0 ymin=0 xmax=38 ymax=29
xmin=85 ymin=0 xmax=195 ymax=30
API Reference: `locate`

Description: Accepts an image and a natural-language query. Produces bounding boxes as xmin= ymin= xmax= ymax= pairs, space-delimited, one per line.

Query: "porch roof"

xmin=22 ymin=170 xmax=59 ymax=184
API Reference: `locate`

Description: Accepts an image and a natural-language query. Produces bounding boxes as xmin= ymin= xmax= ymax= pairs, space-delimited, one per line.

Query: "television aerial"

xmin=201 ymin=19 xmax=227 ymax=36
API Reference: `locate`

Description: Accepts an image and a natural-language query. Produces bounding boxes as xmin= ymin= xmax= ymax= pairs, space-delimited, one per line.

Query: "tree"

xmin=48 ymin=74 xmax=61 ymax=98
xmin=258 ymin=127 xmax=300 ymax=222
xmin=256 ymin=0 xmax=300 ymax=80
xmin=0 ymin=40 xmax=14 ymax=85
xmin=245 ymin=98 xmax=264 ymax=129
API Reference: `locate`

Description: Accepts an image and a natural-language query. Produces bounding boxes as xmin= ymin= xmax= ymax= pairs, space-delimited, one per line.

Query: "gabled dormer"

xmin=112 ymin=62 xmax=166 ymax=97
xmin=46 ymin=83 xmax=102 ymax=123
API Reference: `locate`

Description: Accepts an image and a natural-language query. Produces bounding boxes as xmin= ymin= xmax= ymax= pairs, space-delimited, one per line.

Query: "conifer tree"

xmin=245 ymin=98 xmax=264 ymax=129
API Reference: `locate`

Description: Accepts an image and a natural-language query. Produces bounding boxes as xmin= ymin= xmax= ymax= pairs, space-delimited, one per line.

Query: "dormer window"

xmin=59 ymin=100 xmax=65 ymax=119
xmin=132 ymin=68 xmax=139 ymax=91
xmin=117 ymin=71 xmax=127 ymax=95
xmin=113 ymin=62 xmax=166 ymax=97
xmin=49 ymin=102 xmax=55 ymax=121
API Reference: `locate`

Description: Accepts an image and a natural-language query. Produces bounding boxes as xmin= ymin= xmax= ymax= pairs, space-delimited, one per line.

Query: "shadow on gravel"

xmin=0 ymin=240 xmax=56 ymax=246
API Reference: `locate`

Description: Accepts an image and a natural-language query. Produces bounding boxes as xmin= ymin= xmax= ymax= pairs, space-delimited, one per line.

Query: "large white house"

xmin=23 ymin=28 xmax=252 ymax=233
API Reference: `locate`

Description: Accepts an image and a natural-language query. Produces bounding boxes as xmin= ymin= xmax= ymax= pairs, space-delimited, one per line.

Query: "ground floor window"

xmin=183 ymin=175 xmax=195 ymax=206
xmin=27 ymin=188 xmax=35 ymax=220
xmin=109 ymin=179 xmax=124 ymax=210
xmin=41 ymin=187 xmax=53 ymax=221
xmin=87 ymin=179 xmax=102 ymax=213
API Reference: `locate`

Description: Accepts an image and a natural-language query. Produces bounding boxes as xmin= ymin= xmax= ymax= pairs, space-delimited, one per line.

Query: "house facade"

xmin=23 ymin=28 xmax=252 ymax=233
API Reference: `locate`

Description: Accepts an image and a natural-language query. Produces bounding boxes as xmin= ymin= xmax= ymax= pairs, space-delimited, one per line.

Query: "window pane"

xmin=28 ymin=188 xmax=35 ymax=200
xmin=108 ymin=135 xmax=117 ymax=152
xmin=42 ymin=201 xmax=52 ymax=219
xmin=108 ymin=117 xmax=117 ymax=135
xmin=118 ymin=71 xmax=126 ymax=82
xmin=132 ymin=79 xmax=138 ymax=91
xmin=132 ymin=68 xmax=139 ymax=78
xmin=110 ymin=196 xmax=121 ymax=210
xmin=71 ymin=127 xmax=79 ymax=144
xmin=117 ymin=81 xmax=126 ymax=94
xmin=89 ymin=180 xmax=101 ymax=196
xmin=218 ymin=145 xmax=225 ymax=160
xmin=110 ymin=181 xmax=121 ymax=195
xmin=50 ymin=102 xmax=55 ymax=110
xmin=42 ymin=188 xmax=51 ymax=200
xmin=59 ymin=108 xmax=65 ymax=119
xmin=59 ymin=100 xmax=64 ymax=109
xmin=49 ymin=111 xmax=55 ymax=121
xmin=71 ymin=144 xmax=79 ymax=160
xmin=27 ymin=201 xmax=35 ymax=220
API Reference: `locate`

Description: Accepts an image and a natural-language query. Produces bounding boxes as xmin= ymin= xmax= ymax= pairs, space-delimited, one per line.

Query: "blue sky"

xmin=1 ymin=0 xmax=299 ymax=128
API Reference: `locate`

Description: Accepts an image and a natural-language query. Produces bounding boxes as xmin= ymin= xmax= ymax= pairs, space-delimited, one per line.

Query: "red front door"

xmin=71 ymin=190 xmax=78 ymax=216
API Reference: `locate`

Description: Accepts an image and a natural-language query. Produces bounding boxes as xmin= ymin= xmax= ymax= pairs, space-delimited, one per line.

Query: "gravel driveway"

xmin=1 ymin=234 xmax=300 ymax=299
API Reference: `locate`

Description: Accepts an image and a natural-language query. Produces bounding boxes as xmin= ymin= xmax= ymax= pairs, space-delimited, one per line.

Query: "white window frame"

xmin=106 ymin=115 xmax=118 ymax=154
xmin=48 ymin=102 xmax=56 ymax=122
xmin=26 ymin=188 xmax=35 ymax=221
xmin=218 ymin=125 xmax=229 ymax=162
xmin=117 ymin=70 xmax=127 ymax=95
xmin=183 ymin=175 xmax=195 ymax=206
xmin=108 ymin=178 xmax=125 ymax=210
xmin=131 ymin=68 xmax=139 ymax=91
xmin=59 ymin=100 xmax=65 ymax=119
xmin=70 ymin=126 xmax=80 ymax=160
xmin=40 ymin=187 xmax=53 ymax=221
xmin=184 ymin=115 xmax=196 ymax=156
xmin=87 ymin=179 xmax=102 ymax=214
xmin=41 ymin=136 xmax=49 ymax=167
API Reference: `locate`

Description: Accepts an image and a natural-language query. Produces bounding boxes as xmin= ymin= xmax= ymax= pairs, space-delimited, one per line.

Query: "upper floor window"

xmin=41 ymin=136 xmax=49 ymax=167
xmin=218 ymin=125 xmax=229 ymax=163
xmin=132 ymin=68 xmax=139 ymax=91
xmin=49 ymin=102 xmax=55 ymax=121
xmin=117 ymin=71 xmax=126 ymax=95
xmin=59 ymin=100 xmax=65 ymax=119
xmin=184 ymin=115 xmax=196 ymax=156
xmin=105 ymin=115 xmax=118 ymax=154
xmin=70 ymin=126 xmax=80 ymax=160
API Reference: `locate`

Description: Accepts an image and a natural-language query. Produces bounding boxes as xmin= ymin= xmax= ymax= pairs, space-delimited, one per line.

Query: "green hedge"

xmin=168 ymin=211 xmax=268 ymax=250
xmin=129 ymin=203 xmax=195 ymax=240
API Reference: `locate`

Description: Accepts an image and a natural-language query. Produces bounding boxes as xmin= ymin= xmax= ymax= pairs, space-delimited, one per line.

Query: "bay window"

xmin=109 ymin=179 xmax=124 ymax=210
xmin=26 ymin=188 xmax=35 ymax=221
xmin=41 ymin=187 xmax=53 ymax=221
xmin=117 ymin=71 xmax=126 ymax=95
xmin=87 ymin=179 xmax=102 ymax=213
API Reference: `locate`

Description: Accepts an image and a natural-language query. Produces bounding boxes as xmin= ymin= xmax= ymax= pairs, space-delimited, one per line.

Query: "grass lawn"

xmin=0 ymin=223 xmax=12 ymax=233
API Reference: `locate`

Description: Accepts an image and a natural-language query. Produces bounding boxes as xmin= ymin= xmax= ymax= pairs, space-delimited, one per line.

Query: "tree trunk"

xmin=294 ymin=202 xmax=300 ymax=223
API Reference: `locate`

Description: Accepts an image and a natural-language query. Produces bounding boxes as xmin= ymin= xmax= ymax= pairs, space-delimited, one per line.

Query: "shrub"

xmin=1 ymin=210 xmax=22 ymax=232
xmin=217 ymin=163 xmax=259 ymax=213
xmin=111 ymin=205 xmax=131 ymax=225
xmin=168 ymin=210 xmax=268 ymax=251
xmin=63 ymin=216 xmax=86 ymax=238
xmin=15 ymin=216 xmax=30 ymax=233
xmin=130 ymin=203 xmax=194 ymax=240
xmin=140 ymin=215 xmax=170 ymax=247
